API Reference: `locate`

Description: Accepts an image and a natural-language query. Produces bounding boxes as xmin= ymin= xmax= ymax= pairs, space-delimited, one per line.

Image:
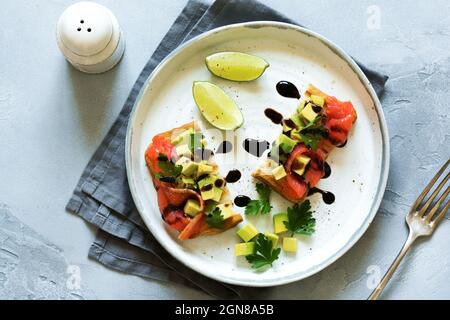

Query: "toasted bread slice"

xmin=145 ymin=121 xmax=242 ymax=240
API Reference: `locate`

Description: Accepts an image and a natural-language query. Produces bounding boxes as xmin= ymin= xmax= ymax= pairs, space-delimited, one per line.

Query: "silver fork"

xmin=368 ymin=159 xmax=450 ymax=300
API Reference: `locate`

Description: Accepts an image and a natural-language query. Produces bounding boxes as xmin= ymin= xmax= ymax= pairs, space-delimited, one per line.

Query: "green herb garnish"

xmin=206 ymin=207 xmax=224 ymax=229
xmin=299 ymin=117 xmax=327 ymax=150
xmin=155 ymin=153 xmax=182 ymax=180
xmin=245 ymin=183 xmax=272 ymax=215
xmin=283 ymin=200 xmax=316 ymax=236
xmin=246 ymin=234 xmax=281 ymax=270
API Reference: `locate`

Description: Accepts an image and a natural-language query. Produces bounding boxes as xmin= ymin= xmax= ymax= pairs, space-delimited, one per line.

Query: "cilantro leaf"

xmin=206 ymin=207 xmax=224 ymax=229
xmin=283 ymin=200 xmax=316 ymax=236
xmin=299 ymin=116 xmax=328 ymax=150
xmin=246 ymin=234 xmax=281 ymax=270
xmin=156 ymin=153 xmax=182 ymax=180
xmin=244 ymin=183 xmax=272 ymax=215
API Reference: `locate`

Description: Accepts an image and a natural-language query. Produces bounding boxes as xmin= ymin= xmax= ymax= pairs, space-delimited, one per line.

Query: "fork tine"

xmin=419 ymin=170 xmax=450 ymax=217
xmin=412 ymin=159 xmax=450 ymax=215
xmin=431 ymin=199 xmax=450 ymax=226
xmin=426 ymin=185 xmax=450 ymax=222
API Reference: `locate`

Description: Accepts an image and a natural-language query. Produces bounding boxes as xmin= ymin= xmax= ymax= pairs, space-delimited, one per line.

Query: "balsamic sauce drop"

xmin=243 ymin=138 xmax=270 ymax=157
xmin=234 ymin=195 xmax=251 ymax=207
xmin=323 ymin=162 xmax=331 ymax=179
xmin=264 ymin=108 xmax=283 ymax=125
xmin=276 ymin=81 xmax=301 ymax=99
xmin=337 ymin=140 xmax=347 ymax=148
xmin=308 ymin=187 xmax=335 ymax=205
xmin=225 ymin=169 xmax=241 ymax=183
xmin=200 ymin=184 xmax=213 ymax=192
xmin=215 ymin=140 xmax=233 ymax=154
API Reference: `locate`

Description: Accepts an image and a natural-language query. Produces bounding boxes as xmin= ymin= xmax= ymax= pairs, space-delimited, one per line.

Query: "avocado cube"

xmin=290 ymin=130 xmax=301 ymax=141
xmin=198 ymin=175 xmax=215 ymax=188
xmin=212 ymin=187 xmax=223 ymax=202
xmin=175 ymin=144 xmax=191 ymax=157
xmin=181 ymin=161 xmax=198 ymax=177
xmin=297 ymin=99 xmax=306 ymax=113
xmin=292 ymin=155 xmax=311 ymax=176
xmin=175 ymin=156 xmax=191 ymax=167
xmin=290 ymin=114 xmax=302 ymax=128
xmin=310 ymin=94 xmax=325 ymax=107
xmin=277 ymin=134 xmax=297 ymax=154
xmin=264 ymin=232 xmax=279 ymax=249
xmin=235 ymin=242 xmax=256 ymax=256
xmin=200 ymin=186 xmax=215 ymax=201
xmin=283 ymin=237 xmax=297 ymax=253
xmin=184 ymin=199 xmax=201 ymax=217
xmin=272 ymin=165 xmax=287 ymax=180
xmin=217 ymin=203 xmax=235 ymax=220
xmin=273 ymin=213 xmax=288 ymax=234
xmin=237 ymin=224 xmax=259 ymax=242
xmin=300 ymin=103 xmax=319 ymax=123
xmin=197 ymin=163 xmax=214 ymax=177
xmin=171 ymin=128 xmax=194 ymax=145
xmin=181 ymin=176 xmax=195 ymax=186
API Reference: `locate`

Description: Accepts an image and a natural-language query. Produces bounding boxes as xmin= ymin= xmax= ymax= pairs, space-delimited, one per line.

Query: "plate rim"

xmin=125 ymin=21 xmax=390 ymax=287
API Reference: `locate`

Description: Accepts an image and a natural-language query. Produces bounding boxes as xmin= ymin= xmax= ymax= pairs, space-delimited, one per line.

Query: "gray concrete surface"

xmin=0 ymin=0 xmax=449 ymax=299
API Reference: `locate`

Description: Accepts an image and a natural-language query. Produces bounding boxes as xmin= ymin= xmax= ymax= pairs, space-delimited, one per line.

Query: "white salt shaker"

xmin=56 ymin=1 xmax=125 ymax=74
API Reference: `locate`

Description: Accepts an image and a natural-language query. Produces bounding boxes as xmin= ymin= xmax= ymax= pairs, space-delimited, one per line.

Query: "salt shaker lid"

xmin=56 ymin=1 xmax=123 ymax=67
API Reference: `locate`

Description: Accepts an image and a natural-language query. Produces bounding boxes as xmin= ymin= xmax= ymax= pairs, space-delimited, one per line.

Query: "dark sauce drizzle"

xmin=225 ymin=169 xmax=241 ymax=183
xmin=242 ymin=138 xmax=270 ymax=157
xmin=216 ymin=140 xmax=233 ymax=154
xmin=234 ymin=195 xmax=251 ymax=207
xmin=308 ymin=187 xmax=335 ymax=205
xmin=276 ymin=81 xmax=301 ymax=99
xmin=323 ymin=162 xmax=331 ymax=179
xmin=264 ymin=108 xmax=283 ymax=125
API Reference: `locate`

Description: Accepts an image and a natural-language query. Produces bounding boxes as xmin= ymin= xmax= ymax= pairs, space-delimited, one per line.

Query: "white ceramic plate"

xmin=126 ymin=22 xmax=389 ymax=287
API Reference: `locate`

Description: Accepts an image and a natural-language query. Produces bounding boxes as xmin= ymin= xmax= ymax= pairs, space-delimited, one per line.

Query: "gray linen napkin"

xmin=66 ymin=0 xmax=388 ymax=299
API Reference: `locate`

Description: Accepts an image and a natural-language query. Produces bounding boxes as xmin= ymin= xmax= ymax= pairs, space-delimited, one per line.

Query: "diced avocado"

xmin=297 ymin=99 xmax=306 ymax=113
xmin=273 ymin=213 xmax=288 ymax=234
xmin=300 ymin=103 xmax=319 ymax=122
xmin=277 ymin=134 xmax=297 ymax=154
xmin=184 ymin=199 xmax=201 ymax=217
xmin=310 ymin=94 xmax=325 ymax=107
xmin=171 ymin=128 xmax=194 ymax=145
xmin=290 ymin=114 xmax=302 ymax=128
xmin=235 ymin=242 xmax=256 ymax=256
xmin=264 ymin=232 xmax=279 ymax=249
xmin=282 ymin=121 xmax=292 ymax=133
xmin=283 ymin=237 xmax=297 ymax=253
xmin=181 ymin=176 xmax=195 ymax=186
xmin=272 ymin=165 xmax=287 ymax=180
xmin=237 ymin=224 xmax=259 ymax=242
xmin=175 ymin=156 xmax=191 ymax=167
xmin=197 ymin=163 xmax=214 ymax=177
xmin=212 ymin=187 xmax=223 ymax=202
xmin=200 ymin=138 xmax=207 ymax=147
xmin=200 ymin=186 xmax=215 ymax=201
xmin=181 ymin=161 xmax=198 ymax=177
xmin=292 ymin=155 xmax=311 ymax=176
xmin=198 ymin=175 xmax=216 ymax=188
xmin=175 ymin=144 xmax=191 ymax=157
xmin=216 ymin=203 xmax=235 ymax=220
xmin=290 ymin=130 xmax=301 ymax=141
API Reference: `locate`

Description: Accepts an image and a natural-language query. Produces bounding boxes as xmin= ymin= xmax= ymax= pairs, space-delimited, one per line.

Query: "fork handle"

xmin=368 ymin=231 xmax=417 ymax=300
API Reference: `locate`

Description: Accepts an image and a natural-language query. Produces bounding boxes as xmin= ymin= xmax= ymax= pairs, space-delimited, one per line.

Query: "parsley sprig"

xmin=299 ymin=116 xmax=327 ymax=150
xmin=155 ymin=153 xmax=182 ymax=181
xmin=283 ymin=200 xmax=316 ymax=236
xmin=245 ymin=183 xmax=272 ymax=216
xmin=205 ymin=207 xmax=224 ymax=229
xmin=246 ymin=234 xmax=281 ymax=270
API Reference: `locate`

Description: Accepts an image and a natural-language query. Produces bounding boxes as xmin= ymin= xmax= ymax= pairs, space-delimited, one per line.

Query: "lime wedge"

xmin=192 ymin=81 xmax=244 ymax=131
xmin=205 ymin=52 xmax=269 ymax=81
